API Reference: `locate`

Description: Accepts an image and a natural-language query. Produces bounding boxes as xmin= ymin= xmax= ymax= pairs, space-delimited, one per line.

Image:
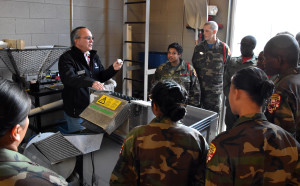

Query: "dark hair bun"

xmin=260 ymin=79 xmax=274 ymax=100
xmin=232 ymin=67 xmax=274 ymax=106
xmin=169 ymin=105 xmax=187 ymax=122
xmin=150 ymin=80 xmax=188 ymax=122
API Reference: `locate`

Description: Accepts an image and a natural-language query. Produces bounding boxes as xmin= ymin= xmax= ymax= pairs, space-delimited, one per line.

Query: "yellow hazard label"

xmin=96 ymin=95 xmax=121 ymax=110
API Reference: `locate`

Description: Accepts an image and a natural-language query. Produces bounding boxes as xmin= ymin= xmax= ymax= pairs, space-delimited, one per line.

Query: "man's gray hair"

xmin=70 ymin=26 xmax=86 ymax=46
xmin=204 ymin=21 xmax=218 ymax=32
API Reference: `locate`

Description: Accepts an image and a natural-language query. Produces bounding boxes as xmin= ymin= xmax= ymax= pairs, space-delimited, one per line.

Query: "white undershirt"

xmin=84 ymin=51 xmax=90 ymax=66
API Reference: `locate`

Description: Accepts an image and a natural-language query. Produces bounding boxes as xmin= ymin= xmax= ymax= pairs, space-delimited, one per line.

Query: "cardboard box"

xmin=2 ymin=39 xmax=25 ymax=49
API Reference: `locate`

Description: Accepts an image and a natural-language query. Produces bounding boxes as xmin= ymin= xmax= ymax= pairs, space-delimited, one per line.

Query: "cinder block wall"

xmin=0 ymin=0 xmax=123 ymax=128
xmin=0 ymin=0 xmax=123 ymax=80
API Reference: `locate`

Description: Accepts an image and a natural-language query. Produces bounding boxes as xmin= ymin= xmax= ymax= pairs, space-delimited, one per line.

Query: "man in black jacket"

xmin=58 ymin=26 xmax=123 ymax=133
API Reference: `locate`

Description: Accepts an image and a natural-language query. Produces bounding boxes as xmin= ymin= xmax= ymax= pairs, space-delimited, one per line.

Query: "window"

xmin=230 ymin=0 xmax=300 ymax=57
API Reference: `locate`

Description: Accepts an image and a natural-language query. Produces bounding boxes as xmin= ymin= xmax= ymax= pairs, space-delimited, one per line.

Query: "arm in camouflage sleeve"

xmin=191 ymin=46 xmax=201 ymax=76
xmin=191 ymin=46 xmax=204 ymax=103
xmin=265 ymin=90 xmax=296 ymax=137
xmin=191 ymin=46 xmax=197 ymax=66
xmin=188 ymin=67 xmax=201 ymax=107
xmin=223 ymin=60 xmax=232 ymax=99
xmin=192 ymin=135 xmax=209 ymax=186
xmin=0 ymin=149 xmax=68 ymax=186
xmin=205 ymin=142 xmax=233 ymax=186
xmin=153 ymin=68 xmax=159 ymax=81
xmin=225 ymin=44 xmax=231 ymax=64
xmin=291 ymin=145 xmax=300 ymax=185
xmin=151 ymin=66 xmax=163 ymax=87
xmin=110 ymin=134 xmax=138 ymax=185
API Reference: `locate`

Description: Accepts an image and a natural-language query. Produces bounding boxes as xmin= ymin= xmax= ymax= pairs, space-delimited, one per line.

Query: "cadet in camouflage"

xmin=223 ymin=35 xmax=257 ymax=130
xmin=206 ymin=113 xmax=300 ymax=185
xmin=0 ymin=79 xmax=68 ymax=186
xmin=263 ymin=34 xmax=300 ymax=142
xmin=153 ymin=43 xmax=201 ymax=107
xmin=206 ymin=67 xmax=300 ymax=185
xmin=192 ymin=21 xmax=231 ymax=113
xmin=0 ymin=148 xmax=68 ymax=186
xmin=110 ymin=80 xmax=208 ymax=186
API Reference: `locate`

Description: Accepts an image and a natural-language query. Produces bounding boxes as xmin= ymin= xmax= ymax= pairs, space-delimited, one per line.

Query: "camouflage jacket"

xmin=265 ymin=68 xmax=300 ymax=142
xmin=110 ymin=116 xmax=208 ymax=186
xmin=223 ymin=55 xmax=257 ymax=102
xmin=192 ymin=39 xmax=231 ymax=112
xmin=0 ymin=148 xmax=68 ymax=186
xmin=223 ymin=55 xmax=257 ymax=129
xmin=152 ymin=59 xmax=201 ymax=107
xmin=206 ymin=113 xmax=300 ymax=186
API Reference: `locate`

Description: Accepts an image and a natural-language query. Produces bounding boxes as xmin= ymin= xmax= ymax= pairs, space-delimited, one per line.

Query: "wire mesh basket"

xmin=0 ymin=47 xmax=69 ymax=80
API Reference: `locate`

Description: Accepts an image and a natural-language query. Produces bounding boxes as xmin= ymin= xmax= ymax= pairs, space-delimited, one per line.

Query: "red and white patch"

xmin=119 ymin=140 xmax=126 ymax=155
xmin=206 ymin=143 xmax=216 ymax=164
xmin=267 ymin=93 xmax=281 ymax=114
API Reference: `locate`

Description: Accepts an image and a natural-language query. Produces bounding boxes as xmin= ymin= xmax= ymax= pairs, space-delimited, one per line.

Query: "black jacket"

xmin=58 ymin=46 xmax=118 ymax=117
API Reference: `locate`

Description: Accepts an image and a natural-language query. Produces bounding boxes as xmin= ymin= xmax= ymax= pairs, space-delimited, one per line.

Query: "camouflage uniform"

xmin=192 ymin=39 xmax=231 ymax=113
xmin=110 ymin=116 xmax=208 ymax=186
xmin=206 ymin=113 xmax=300 ymax=185
xmin=223 ymin=55 xmax=257 ymax=130
xmin=0 ymin=148 xmax=68 ymax=186
xmin=265 ymin=68 xmax=300 ymax=142
xmin=153 ymin=59 xmax=201 ymax=107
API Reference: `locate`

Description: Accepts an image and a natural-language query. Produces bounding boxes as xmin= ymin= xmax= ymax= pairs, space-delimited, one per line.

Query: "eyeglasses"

xmin=77 ymin=36 xmax=94 ymax=40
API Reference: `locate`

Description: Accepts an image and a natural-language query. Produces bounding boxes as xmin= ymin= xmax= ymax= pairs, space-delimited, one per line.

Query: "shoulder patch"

xmin=227 ymin=47 xmax=231 ymax=56
xmin=267 ymin=93 xmax=281 ymax=114
xmin=120 ymin=139 xmax=125 ymax=155
xmin=193 ymin=69 xmax=197 ymax=77
xmin=207 ymin=143 xmax=216 ymax=164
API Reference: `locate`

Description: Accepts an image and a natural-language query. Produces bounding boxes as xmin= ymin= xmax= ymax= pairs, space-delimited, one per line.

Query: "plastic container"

xmin=139 ymin=52 xmax=168 ymax=69
xmin=182 ymin=105 xmax=218 ymax=142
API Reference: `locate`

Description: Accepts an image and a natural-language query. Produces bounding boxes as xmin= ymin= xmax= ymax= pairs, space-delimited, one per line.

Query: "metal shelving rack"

xmin=122 ymin=0 xmax=153 ymax=101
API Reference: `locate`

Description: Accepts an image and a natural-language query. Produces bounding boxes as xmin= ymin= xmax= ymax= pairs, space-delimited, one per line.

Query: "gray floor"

xmin=83 ymin=136 xmax=122 ymax=186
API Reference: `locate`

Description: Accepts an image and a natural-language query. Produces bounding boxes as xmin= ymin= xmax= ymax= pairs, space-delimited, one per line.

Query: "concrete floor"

xmin=83 ymin=136 xmax=122 ymax=186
